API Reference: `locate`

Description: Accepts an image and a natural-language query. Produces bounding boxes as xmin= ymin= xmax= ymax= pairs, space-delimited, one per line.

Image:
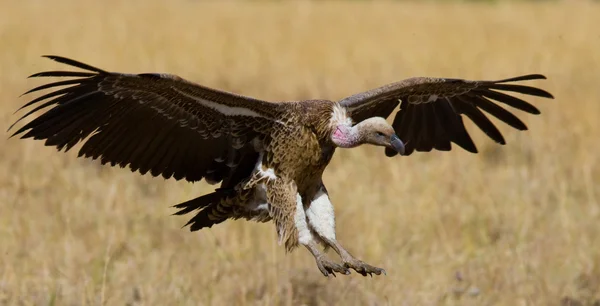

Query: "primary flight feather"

xmin=9 ymin=55 xmax=553 ymax=277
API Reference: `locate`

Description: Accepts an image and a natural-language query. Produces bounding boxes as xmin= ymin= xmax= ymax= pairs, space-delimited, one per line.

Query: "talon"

xmin=316 ymin=256 xmax=351 ymax=277
xmin=316 ymin=262 xmax=330 ymax=277
xmin=343 ymin=259 xmax=386 ymax=277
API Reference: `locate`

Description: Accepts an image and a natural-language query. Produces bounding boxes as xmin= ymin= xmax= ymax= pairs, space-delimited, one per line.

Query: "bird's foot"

xmin=343 ymin=259 xmax=386 ymax=277
xmin=315 ymin=255 xmax=351 ymax=277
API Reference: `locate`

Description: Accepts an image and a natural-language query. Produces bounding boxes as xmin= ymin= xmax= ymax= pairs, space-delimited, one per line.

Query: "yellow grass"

xmin=1 ymin=0 xmax=599 ymax=305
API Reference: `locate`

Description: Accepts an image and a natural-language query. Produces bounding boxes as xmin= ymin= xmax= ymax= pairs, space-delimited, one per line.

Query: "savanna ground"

xmin=1 ymin=1 xmax=599 ymax=305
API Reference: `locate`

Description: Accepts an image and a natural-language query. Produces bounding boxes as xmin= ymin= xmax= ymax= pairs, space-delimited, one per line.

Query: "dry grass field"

xmin=1 ymin=0 xmax=599 ymax=305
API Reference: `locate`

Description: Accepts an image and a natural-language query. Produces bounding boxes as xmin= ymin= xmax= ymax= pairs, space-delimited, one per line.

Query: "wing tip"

xmin=495 ymin=74 xmax=555 ymax=98
xmin=466 ymin=147 xmax=479 ymax=154
xmin=35 ymin=54 xmax=107 ymax=74
xmin=518 ymin=74 xmax=555 ymax=99
xmin=41 ymin=54 xmax=61 ymax=60
xmin=27 ymin=72 xmax=42 ymax=78
xmin=530 ymin=74 xmax=547 ymax=80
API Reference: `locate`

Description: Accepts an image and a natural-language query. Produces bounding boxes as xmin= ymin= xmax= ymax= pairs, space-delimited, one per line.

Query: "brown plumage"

xmin=9 ymin=56 xmax=554 ymax=277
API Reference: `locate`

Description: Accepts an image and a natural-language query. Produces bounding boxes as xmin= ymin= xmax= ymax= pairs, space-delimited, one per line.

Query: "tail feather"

xmin=172 ymin=188 xmax=233 ymax=231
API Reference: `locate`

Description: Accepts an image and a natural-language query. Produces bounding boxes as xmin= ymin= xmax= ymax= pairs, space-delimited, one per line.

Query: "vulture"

xmin=9 ymin=56 xmax=553 ymax=277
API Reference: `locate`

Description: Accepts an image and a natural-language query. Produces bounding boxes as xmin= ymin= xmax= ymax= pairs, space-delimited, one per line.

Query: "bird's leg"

xmin=321 ymin=237 xmax=386 ymax=277
xmin=290 ymin=192 xmax=349 ymax=277
xmin=304 ymin=240 xmax=350 ymax=277
xmin=305 ymin=186 xmax=386 ymax=277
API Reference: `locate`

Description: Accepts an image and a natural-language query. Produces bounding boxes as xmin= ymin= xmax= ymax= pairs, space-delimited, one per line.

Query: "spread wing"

xmin=339 ymin=74 xmax=554 ymax=156
xmin=9 ymin=55 xmax=286 ymax=183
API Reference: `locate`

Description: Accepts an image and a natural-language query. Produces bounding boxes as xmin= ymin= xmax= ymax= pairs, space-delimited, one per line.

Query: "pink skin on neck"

xmin=332 ymin=125 xmax=359 ymax=148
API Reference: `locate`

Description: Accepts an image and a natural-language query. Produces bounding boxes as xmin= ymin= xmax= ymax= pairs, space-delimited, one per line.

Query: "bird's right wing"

xmin=9 ymin=55 xmax=287 ymax=183
xmin=339 ymin=74 xmax=554 ymax=156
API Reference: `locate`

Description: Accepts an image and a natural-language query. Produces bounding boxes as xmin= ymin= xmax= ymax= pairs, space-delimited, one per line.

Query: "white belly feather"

xmin=246 ymin=153 xmax=336 ymax=246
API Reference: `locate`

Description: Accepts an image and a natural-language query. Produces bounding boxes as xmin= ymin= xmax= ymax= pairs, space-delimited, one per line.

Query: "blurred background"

xmin=1 ymin=0 xmax=599 ymax=305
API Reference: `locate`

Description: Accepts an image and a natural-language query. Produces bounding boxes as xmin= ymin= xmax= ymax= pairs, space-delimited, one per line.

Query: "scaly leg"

xmin=293 ymin=194 xmax=349 ymax=277
xmin=322 ymin=238 xmax=386 ymax=277
xmin=305 ymin=186 xmax=386 ymax=277
xmin=304 ymin=240 xmax=350 ymax=277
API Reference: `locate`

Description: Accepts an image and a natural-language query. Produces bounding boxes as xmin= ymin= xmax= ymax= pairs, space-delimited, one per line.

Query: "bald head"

xmin=331 ymin=117 xmax=405 ymax=155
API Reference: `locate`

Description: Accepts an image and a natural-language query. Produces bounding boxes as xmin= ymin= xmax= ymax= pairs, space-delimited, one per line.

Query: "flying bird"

xmin=9 ymin=56 xmax=553 ymax=277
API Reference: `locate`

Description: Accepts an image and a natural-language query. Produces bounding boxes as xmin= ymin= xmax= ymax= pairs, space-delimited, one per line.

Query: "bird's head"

xmin=331 ymin=117 xmax=405 ymax=155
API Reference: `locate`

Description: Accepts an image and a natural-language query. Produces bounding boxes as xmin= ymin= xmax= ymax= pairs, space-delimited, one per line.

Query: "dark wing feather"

xmin=9 ymin=55 xmax=286 ymax=183
xmin=340 ymin=74 xmax=553 ymax=156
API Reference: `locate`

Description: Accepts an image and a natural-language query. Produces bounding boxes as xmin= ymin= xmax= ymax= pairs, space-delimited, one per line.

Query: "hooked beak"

xmin=390 ymin=134 xmax=406 ymax=156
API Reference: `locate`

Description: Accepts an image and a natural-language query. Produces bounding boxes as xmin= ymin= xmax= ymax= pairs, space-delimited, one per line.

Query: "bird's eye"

xmin=376 ymin=132 xmax=385 ymax=137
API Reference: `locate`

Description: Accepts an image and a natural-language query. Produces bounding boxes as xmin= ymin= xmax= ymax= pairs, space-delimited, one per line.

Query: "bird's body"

xmin=178 ymin=99 xmax=342 ymax=251
xmin=9 ymin=56 xmax=554 ymax=276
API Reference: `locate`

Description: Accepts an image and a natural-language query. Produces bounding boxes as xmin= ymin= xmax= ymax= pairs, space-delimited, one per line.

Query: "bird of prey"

xmin=9 ymin=56 xmax=553 ymax=277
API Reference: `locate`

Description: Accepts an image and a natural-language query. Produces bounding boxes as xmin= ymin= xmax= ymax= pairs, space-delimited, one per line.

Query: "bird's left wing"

xmin=338 ymin=74 xmax=554 ymax=156
xmin=9 ymin=55 xmax=287 ymax=183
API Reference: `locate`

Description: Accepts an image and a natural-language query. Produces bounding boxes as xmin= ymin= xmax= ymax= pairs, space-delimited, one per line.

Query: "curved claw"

xmin=316 ymin=256 xmax=351 ymax=277
xmin=343 ymin=260 xmax=386 ymax=277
